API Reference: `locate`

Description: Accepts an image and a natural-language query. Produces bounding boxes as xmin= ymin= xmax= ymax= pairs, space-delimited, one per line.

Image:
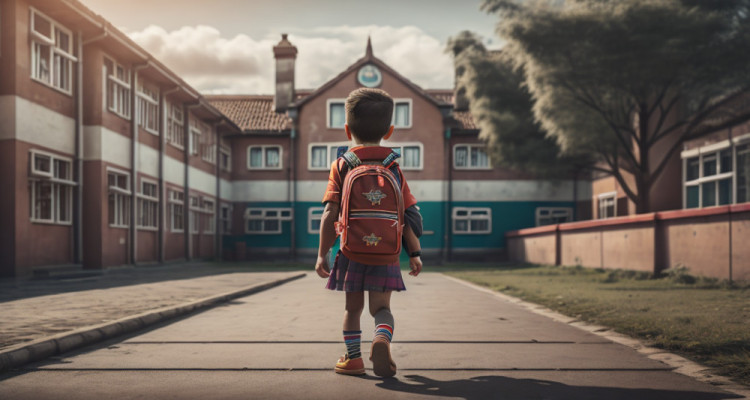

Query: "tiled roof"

xmin=206 ymin=90 xmax=477 ymax=133
xmin=206 ymin=95 xmax=292 ymax=133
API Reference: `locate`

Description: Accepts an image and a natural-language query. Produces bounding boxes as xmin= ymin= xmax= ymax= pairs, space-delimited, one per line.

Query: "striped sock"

xmin=374 ymin=324 xmax=393 ymax=343
xmin=343 ymin=330 xmax=362 ymax=359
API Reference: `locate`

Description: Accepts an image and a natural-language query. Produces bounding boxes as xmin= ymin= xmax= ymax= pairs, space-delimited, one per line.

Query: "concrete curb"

xmin=441 ymin=274 xmax=750 ymax=399
xmin=0 ymin=272 xmax=307 ymax=372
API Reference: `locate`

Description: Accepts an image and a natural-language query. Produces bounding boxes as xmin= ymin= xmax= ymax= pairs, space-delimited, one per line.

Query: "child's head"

xmin=345 ymin=88 xmax=394 ymax=143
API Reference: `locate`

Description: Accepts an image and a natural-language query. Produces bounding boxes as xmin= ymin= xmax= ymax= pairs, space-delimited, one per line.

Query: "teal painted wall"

xmin=223 ymin=200 xmax=576 ymax=255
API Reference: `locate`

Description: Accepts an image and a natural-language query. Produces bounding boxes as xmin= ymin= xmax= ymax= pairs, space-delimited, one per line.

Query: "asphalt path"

xmin=0 ymin=273 xmax=743 ymax=400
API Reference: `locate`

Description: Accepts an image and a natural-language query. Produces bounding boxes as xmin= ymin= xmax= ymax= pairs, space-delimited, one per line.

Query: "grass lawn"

xmin=441 ymin=263 xmax=750 ymax=387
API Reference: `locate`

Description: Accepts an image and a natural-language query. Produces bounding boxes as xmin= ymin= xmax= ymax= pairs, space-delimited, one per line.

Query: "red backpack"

xmin=334 ymin=149 xmax=405 ymax=265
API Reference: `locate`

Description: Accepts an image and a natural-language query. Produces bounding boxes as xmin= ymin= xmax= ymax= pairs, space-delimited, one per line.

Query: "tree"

xmin=447 ymin=31 xmax=587 ymax=177
xmin=471 ymin=0 xmax=750 ymax=213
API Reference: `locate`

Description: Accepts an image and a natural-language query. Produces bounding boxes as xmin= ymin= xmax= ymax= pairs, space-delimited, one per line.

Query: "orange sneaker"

xmin=334 ymin=354 xmax=365 ymax=375
xmin=369 ymin=338 xmax=397 ymax=377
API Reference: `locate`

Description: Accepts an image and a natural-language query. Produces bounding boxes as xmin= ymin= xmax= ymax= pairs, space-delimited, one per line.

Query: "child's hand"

xmin=408 ymin=256 xmax=422 ymax=277
xmin=315 ymin=256 xmax=331 ymax=278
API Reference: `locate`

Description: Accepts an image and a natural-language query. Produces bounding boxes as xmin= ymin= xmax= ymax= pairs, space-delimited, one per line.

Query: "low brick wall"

xmin=506 ymin=204 xmax=750 ymax=281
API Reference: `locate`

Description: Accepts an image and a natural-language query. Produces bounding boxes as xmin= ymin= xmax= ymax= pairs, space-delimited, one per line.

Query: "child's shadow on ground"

xmin=374 ymin=374 xmax=742 ymax=400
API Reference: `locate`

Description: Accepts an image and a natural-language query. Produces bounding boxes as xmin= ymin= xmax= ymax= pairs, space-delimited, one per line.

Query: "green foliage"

xmin=458 ymin=0 xmax=750 ymax=212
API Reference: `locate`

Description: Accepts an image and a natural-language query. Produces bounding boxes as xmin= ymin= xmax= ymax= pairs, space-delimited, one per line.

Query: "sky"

xmin=80 ymin=0 xmax=501 ymax=94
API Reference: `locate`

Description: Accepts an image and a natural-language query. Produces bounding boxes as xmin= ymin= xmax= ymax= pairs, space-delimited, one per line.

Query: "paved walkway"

xmin=0 ymin=272 xmax=744 ymax=399
xmin=0 ymin=263 xmax=300 ymax=350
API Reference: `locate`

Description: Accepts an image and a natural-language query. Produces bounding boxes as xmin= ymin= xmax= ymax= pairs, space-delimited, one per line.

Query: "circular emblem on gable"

xmin=357 ymin=64 xmax=382 ymax=88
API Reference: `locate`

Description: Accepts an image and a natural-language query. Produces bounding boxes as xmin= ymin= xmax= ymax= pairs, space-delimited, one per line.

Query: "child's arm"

xmin=404 ymin=224 xmax=422 ymax=277
xmin=314 ymin=201 xmax=340 ymax=278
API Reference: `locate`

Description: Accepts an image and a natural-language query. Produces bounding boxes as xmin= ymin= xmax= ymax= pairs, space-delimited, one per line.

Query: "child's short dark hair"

xmin=345 ymin=88 xmax=394 ymax=143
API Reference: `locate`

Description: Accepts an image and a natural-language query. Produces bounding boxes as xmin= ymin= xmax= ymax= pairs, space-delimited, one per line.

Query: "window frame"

xmin=452 ymin=207 xmax=492 ymax=235
xmin=536 ymin=207 xmax=573 ymax=227
xmin=682 ymin=141 xmax=736 ymax=209
xmin=326 ymin=98 xmax=347 ymax=129
xmin=137 ymin=80 xmax=160 ymax=135
xmin=219 ymin=145 xmax=232 ymax=172
xmin=388 ymin=142 xmax=424 ymax=171
xmin=29 ymin=7 xmax=77 ymax=95
xmin=220 ymin=204 xmax=232 ymax=235
xmin=453 ymin=144 xmax=492 ymax=170
xmin=136 ymin=178 xmax=159 ymax=230
xmin=202 ymin=197 xmax=216 ymax=234
xmin=392 ymin=98 xmax=413 ymax=129
xmin=307 ymin=141 xmax=350 ymax=171
xmin=103 ymin=54 xmax=131 ymax=119
xmin=597 ymin=191 xmax=617 ymax=219
xmin=28 ymin=150 xmax=75 ymax=225
xmin=308 ymin=207 xmax=324 ymax=234
xmin=168 ymin=189 xmax=185 ymax=233
xmin=166 ymin=102 xmax=185 ymax=150
xmin=107 ymin=167 xmax=131 ymax=229
xmin=244 ymin=207 xmax=292 ymax=234
xmin=247 ymin=145 xmax=283 ymax=170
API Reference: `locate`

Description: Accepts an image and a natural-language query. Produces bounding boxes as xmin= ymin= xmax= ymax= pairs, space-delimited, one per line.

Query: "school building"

xmin=4 ymin=0 xmax=744 ymax=279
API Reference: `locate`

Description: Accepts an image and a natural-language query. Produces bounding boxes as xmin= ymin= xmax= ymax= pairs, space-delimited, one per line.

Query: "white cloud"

xmin=126 ymin=24 xmax=454 ymax=94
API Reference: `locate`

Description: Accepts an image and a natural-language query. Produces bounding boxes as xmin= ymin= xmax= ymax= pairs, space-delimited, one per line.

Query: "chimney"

xmin=273 ymin=33 xmax=298 ymax=112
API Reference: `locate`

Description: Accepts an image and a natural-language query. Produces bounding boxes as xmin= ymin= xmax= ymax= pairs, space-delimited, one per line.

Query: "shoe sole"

xmin=334 ymin=366 xmax=365 ymax=375
xmin=370 ymin=340 xmax=396 ymax=378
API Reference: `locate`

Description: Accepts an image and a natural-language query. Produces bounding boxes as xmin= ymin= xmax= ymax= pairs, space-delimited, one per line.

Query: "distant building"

xmin=208 ymin=35 xmax=588 ymax=262
xmin=0 ymin=0 xmax=586 ymax=277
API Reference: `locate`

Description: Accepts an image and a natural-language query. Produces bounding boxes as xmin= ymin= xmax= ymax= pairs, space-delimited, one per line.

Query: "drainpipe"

xmin=289 ymin=128 xmax=296 ymax=261
xmin=130 ymin=63 xmax=148 ymax=265
xmin=73 ymin=31 xmax=83 ymax=265
xmin=183 ymin=103 xmax=201 ymax=261
xmin=445 ymin=128 xmax=452 ymax=263
xmin=214 ymin=122 xmax=221 ymax=261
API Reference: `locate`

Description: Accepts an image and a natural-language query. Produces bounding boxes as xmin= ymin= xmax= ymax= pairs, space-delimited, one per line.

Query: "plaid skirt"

xmin=325 ymin=251 xmax=406 ymax=292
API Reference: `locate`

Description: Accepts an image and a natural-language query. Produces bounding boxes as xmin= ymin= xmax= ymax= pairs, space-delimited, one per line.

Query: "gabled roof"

xmin=292 ymin=52 xmax=451 ymax=109
xmin=206 ymin=95 xmax=292 ymax=133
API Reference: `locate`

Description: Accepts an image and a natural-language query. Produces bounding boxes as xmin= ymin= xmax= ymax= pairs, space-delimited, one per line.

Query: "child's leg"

xmin=368 ymin=291 xmax=397 ymax=377
xmin=368 ymin=291 xmax=394 ymax=341
xmin=343 ymin=291 xmax=365 ymax=359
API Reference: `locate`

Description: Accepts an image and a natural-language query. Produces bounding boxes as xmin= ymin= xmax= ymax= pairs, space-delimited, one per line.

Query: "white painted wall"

xmin=12 ymin=96 xmax=75 ymax=154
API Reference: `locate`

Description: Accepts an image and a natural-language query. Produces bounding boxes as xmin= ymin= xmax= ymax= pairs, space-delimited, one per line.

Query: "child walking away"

xmin=315 ymin=88 xmax=423 ymax=378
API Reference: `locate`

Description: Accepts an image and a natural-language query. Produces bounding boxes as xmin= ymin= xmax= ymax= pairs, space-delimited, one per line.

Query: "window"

xmin=598 ymin=192 xmax=617 ymax=219
xmin=452 ymin=207 xmax=491 ymax=234
xmin=168 ymin=189 xmax=184 ymax=232
xmin=245 ymin=208 xmax=292 ymax=234
xmin=308 ymin=207 xmax=324 ymax=234
xmin=393 ymin=99 xmax=411 ymax=128
xmin=203 ymin=198 xmax=215 ymax=234
xmin=308 ymin=142 xmax=349 ymax=170
xmin=189 ymin=195 xmax=200 ymax=234
xmin=189 ymin=119 xmax=203 ymax=156
xmin=28 ymin=150 xmax=74 ymax=224
xmin=389 ymin=144 xmax=423 ymax=170
xmin=137 ymin=81 xmax=159 ymax=134
xmin=327 ymin=100 xmax=346 ymax=128
xmin=454 ymin=144 xmax=490 ymax=169
xmin=220 ymin=204 xmax=232 ymax=234
xmin=247 ymin=145 xmax=282 ymax=170
xmin=683 ymin=145 xmax=739 ymax=209
xmin=30 ymin=8 xmax=76 ymax=94
xmin=200 ymin=125 xmax=216 ymax=164
xmin=220 ymin=146 xmax=231 ymax=171
xmin=137 ymin=180 xmax=158 ymax=229
xmin=107 ymin=169 xmax=131 ymax=228
xmin=536 ymin=207 xmax=573 ymax=226
xmin=104 ymin=56 xmax=130 ymax=118
xmin=739 ymin=144 xmax=750 ymax=204
xmin=166 ymin=103 xmax=185 ymax=149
